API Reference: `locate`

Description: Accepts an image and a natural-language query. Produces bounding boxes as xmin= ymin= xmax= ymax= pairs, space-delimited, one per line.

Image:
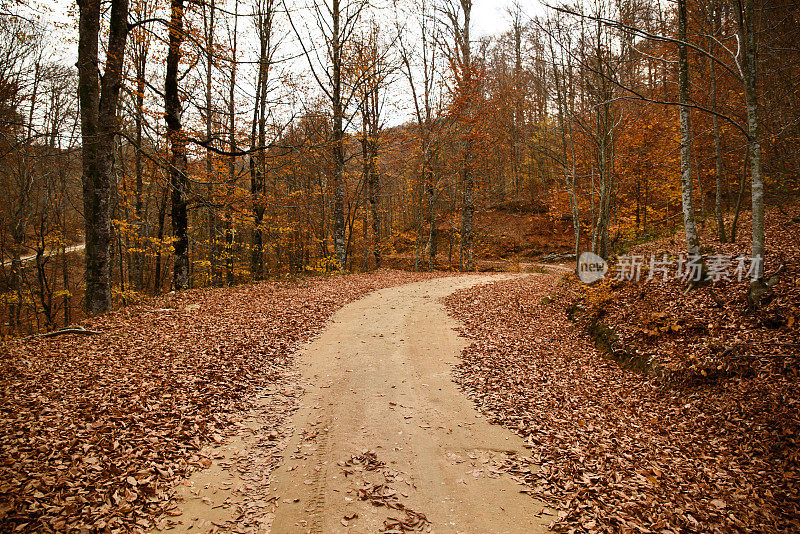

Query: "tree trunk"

xmin=709 ymin=8 xmax=727 ymax=243
xmin=677 ymin=0 xmax=702 ymax=258
xmin=731 ymin=150 xmax=748 ymax=243
xmin=203 ymin=0 xmax=218 ymax=285
xmin=132 ymin=40 xmax=147 ymax=290
xmin=249 ymin=0 xmax=273 ymax=280
xmin=457 ymin=0 xmax=474 ymax=272
xmin=331 ymin=0 xmax=347 ymax=270
xmin=225 ymin=0 xmax=239 ymax=286
xmin=154 ymin=183 xmax=169 ymax=293
xmin=737 ymin=0 xmax=765 ymax=283
xmin=165 ymin=0 xmax=189 ymax=290
xmin=76 ymin=0 xmax=130 ymax=314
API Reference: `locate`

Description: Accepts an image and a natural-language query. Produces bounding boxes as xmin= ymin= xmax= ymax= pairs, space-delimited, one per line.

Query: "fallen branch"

xmin=40 ymin=326 xmax=102 ymax=338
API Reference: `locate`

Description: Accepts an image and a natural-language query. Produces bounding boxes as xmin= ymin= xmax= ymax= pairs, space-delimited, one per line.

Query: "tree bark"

xmin=709 ymin=5 xmax=727 ymax=243
xmin=457 ymin=0 xmax=474 ymax=272
xmin=165 ymin=0 xmax=189 ymax=290
xmin=249 ymin=0 xmax=273 ymax=280
xmin=677 ymin=0 xmax=702 ymax=257
xmin=224 ymin=0 xmax=239 ymax=286
xmin=736 ymin=0 xmax=765 ymax=282
xmin=202 ymin=0 xmax=218 ymax=284
xmin=77 ymin=0 xmax=130 ymax=314
xmin=331 ymin=0 xmax=347 ymax=270
xmin=132 ymin=29 xmax=148 ymax=290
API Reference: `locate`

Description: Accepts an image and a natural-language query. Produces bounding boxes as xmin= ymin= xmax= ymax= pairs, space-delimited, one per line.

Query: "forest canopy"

xmin=0 ymin=0 xmax=798 ymax=334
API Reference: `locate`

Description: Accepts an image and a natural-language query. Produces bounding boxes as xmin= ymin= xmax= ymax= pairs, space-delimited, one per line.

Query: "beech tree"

xmin=164 ymin=0 xmax=189 ymax=290
xmin=677 ymin=0 xmax=702 ymax=259
xmin=249 ymin=0 xmax=277 ymax=280
xmin=735 ymin=0 xmax=765 ymax=284
xmin=289 ymin=0 xmax=368 ymax=269
xmin=442 ymin=0 xmax=475 ymax=271
xmin=398 ymin=0 xmax=444 ymax=270
xmin=77 ymin=0 xmax=130 ymax=314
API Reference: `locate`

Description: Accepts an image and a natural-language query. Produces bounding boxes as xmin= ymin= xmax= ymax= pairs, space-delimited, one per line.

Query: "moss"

xmin=585 ymin=317 xmax=664 ymax=378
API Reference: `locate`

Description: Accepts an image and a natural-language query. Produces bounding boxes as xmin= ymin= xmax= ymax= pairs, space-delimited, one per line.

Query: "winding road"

xmin=173 ymin=275 xmax=551 ymax=533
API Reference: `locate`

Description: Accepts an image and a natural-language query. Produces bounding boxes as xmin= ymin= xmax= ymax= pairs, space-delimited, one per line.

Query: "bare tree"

xmin=249 ymin=0 xmax=277 ymax=280
xmin=677 ymin=0 xmax=702 ymax=259
xmin=355 ymin=26 xmax=387 ymax=269
xmin=442 ymin=0 xmax=475 ymax=271
xmin=201 ymin=0 xmax=219 ymax=284
xmin=164 ymin=0 xmax=189 ymax=290
xmin=287 ymin=0 xmax=368 ymax=270
xmin=735 ymin=0 xmax=765 ymax=287
xmin=77 ymin=0 xmax=130 ymax=313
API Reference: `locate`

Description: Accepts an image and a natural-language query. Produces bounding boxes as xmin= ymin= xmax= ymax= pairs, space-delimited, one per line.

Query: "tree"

xmin=442 ymin=0 xmax=475 ymax=271
xmin=704 ymin=0 xmax=727 ymax=242
xmin=127 ymin=0 xmax=155 ymax=291
xmin=677 ymin=0 xmax=702 ymax=259
xmin=164 ymin=0 xmax=189 ymax=290
xmin=249 ymin=0 xmax=277 ymax=280
xmin=735 ymin=0 xmax=765 ymax=285
xmin=545 ymin=16 xmax=581 ymax=273
xmin=77 ymin=0 xmax=130 ymax=314
xmin=354 ymin=27 xmax=387 ymax=269
xmin=289 ymin=0 xmax=368 ymax=270
xmin=201 ymin=0 xmax=219 ymax=284
xmin=398 ymin=0 xmax=442 ymax=270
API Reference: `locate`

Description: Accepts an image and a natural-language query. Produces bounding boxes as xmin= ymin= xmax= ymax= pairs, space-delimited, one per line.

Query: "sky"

xmin=29 ymin=0 xmax=552 ymax=127
xmin=472 ymin=0 xmax=546 ymax=40
xmin=38 ymin=0 xmax=547 ymax=57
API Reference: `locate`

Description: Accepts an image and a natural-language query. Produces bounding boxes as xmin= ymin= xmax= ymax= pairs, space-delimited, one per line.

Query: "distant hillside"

xmin=387 ymin=199 xmax=575 ymax=269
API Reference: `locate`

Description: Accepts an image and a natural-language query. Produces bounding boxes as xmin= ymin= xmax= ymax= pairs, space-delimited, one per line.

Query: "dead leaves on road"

xmin=445 ymin=274 xmax=800 ymax=533
xmin=340 ymin=449 xmax=430 ymax=533
xmin=0 ymin=270 xmax=449 ymax=533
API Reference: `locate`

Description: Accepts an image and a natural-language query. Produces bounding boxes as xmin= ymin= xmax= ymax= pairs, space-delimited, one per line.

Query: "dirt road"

xmin=0 ymin=242 xmax=85 ymax=268
xmin=268 ymin=275 xmax=548 ymax=533
xmin=171 ymin=275 xmax=550 ymax=533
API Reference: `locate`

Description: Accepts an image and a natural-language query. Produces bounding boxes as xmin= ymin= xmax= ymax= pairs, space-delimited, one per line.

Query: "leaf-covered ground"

xmin=444 ymin=209 xmax=800 ymax=532
xmin=593 ymin=204 xmax=800 ymax=381
xmin=0 ymin=269 xmax=452 ymax=533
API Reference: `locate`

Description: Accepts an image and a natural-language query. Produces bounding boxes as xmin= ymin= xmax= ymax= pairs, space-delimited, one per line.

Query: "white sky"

xmin=29 ymin=0 xmax=551 ymax=129
xmin=472 ymin=0 xmax=546 ymax=40
xmin=39 ymin=0 xmax=547 ymax=60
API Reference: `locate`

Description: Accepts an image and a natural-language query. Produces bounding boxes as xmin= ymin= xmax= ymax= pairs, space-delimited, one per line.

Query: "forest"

xmin=1 ymin=1 xmax=800 ymax=532
xmin=0 ymin=0 xmax=797 ymax=334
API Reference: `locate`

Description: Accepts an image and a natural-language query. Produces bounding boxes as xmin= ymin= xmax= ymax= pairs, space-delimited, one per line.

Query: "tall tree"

xmin=289 ymin=0 xmax=367 ymax=270
xmin=706 ymin=1 xmax=727 ymax=242
xmin=399 ymin=0 xmax=442 ymax=270
xmin=224 ymin=0 xmax=239 ymax=286
xmin=249 ymin=0 xmax=276 ymax=280
xmin=443 ymin=0 xmax=475 ymax=271
xmin=736 ymin=0 xmax=765 ymax=284
xmin=76 ymin=0 xmax=130 ymax=313
xmin=129 ymin=0 xmax=154 ymax=290
xmin=165 ymin=0 xmax=189 ymax=289
xmin=201 ymin=0 xmax=218 ymax=284
xmin=677 ymin=0 xmax=702 ymax=259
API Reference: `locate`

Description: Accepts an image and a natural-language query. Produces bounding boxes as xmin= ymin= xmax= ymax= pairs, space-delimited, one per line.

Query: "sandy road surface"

xmin=168 ymin=274 xmax=551 ymax=533
xmin=0 ymin=243 xmax=85 ymax=267
xmin=269 ymin=275 xmax=549 ymax=533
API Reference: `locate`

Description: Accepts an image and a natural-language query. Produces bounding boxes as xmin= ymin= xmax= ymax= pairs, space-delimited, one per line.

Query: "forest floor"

xmin=443 ymin=204 xmax=800 ymax=533
xmin=0 ymin=270 xmax=467 ymax=532
xmin=1 ymin=208 xmax=798 ymax=534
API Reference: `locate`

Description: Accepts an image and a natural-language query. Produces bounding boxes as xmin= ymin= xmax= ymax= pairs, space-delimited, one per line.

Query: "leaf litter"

xmin=342 ymin=450 xmax=430 ymax=533
xmin=0 ymin=269 xmax=451 ymax=533
xmin=443 ymin=207 xmax=800 ymax=533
